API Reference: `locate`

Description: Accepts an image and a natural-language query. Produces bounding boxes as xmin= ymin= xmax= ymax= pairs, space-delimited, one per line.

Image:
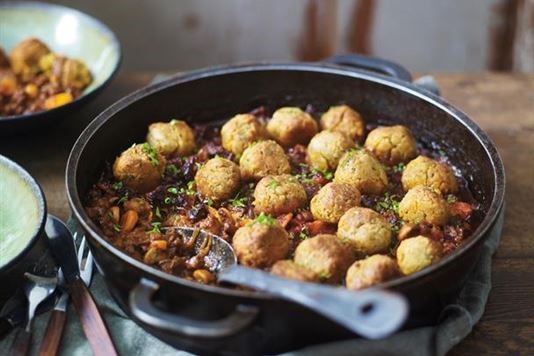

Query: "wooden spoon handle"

xmin=10 ymin=328 xmax=31 ymax=356
xmin=39 ymin=310 xmax=67 ymax=356
xmin=69 ymin=278 xmax=118 ymax=356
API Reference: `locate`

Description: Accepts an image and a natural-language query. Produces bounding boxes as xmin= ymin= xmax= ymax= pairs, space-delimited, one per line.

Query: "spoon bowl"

xmin=22 ymin=272 xmax=58 ymax=332
xmin=9 ymin=272 xmax=57 ymax=356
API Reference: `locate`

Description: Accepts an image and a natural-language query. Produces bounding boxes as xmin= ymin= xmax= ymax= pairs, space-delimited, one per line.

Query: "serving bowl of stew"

xmin=66 ymin=55 xmax=505 ymax=354
xmin=0 ymin=1 xmax=121 ymax=134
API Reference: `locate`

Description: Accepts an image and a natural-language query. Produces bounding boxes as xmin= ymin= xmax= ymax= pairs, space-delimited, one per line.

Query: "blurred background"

xmin=42 ymin=0 xmax=534 ymax=73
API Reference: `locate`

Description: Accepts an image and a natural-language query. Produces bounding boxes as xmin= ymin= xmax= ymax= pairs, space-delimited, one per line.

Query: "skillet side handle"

xmin=129 ymin=278 xmax=259 ymax=338
xmin=324 ymin=54 xmax=413 ymax=82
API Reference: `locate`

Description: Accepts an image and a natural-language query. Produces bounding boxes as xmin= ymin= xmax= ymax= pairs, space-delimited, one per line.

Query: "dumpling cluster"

xmin=110 ymin=103 xmax=466 ymax=290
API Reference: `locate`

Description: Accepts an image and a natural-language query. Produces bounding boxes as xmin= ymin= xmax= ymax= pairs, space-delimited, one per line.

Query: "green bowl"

xmin=0 ymin=1 xmax=121 ymax=133
xmin=0 ymin=154 xmax=48 ymax=303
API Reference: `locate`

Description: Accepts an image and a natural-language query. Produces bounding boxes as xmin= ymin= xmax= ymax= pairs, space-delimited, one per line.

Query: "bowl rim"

xmin=66 ymin=61 xmax=506 ymax=300
xmin=0 ymin=0 xmax=122 ymax=123
xmin=0 ymin=154 xmax=47 ymax=272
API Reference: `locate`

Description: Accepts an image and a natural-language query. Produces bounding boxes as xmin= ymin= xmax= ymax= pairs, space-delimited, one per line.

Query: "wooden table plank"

xmin=1 ymin=72 xmax=532 ymax=354
xmin=435 ymin=73 xmax=534 ymax=260
xmin=432 ymin=73 xmax=534 ymax=354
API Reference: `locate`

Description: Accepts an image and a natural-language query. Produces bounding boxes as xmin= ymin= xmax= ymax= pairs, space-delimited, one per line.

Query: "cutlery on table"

xmin=10 ymin=272 xmax=57 ymax=356
xmin=39 ymin=233 xmax=95 ymax=356
xmin=44 ymin=215 xmax=118 ymax=356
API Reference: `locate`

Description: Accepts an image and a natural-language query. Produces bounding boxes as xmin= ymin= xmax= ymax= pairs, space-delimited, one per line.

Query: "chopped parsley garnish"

xmin=113 ymin=223 xmax=121 ymax=232
xmin=228 ymin=192 xmax=247 ymax=208
xmin=112 ymin=181 xmax=123 ymax=190
xmin=118 ymin=193 xmax=129 ymax=205
xmin=179 ymin=181 xmax=196 ymax=196
xmin=447 ymin=195 xmax=458 ymax=204
xmin=166 ymin=164 xmax=179 ymax=176
xmin=296 ymin=167 xmax=334 ymax=184
xmin=155 ymin=206 xmax=162 ymax=219
xmin=339 ymin=147 xmax=361 ymax=166
xmin=298 ymin=227 xmax=310 ymax=240
xmin=295 ymin=172 xmax=314 ymax=184
xmin=147 ymin=222 xmax=161 ymax=234
xmin=204 ymin=197 xmax=214 ymax=206
xmin=167 ymin=187 xmax=178 ymax=195
xmin=392 ymin=162 xmax=405 ymax=173
xmin=318 ymin=271 xmax=331 ymax=280
xmin=323 ymin=170 xmax=334 ymax=180
xmin=313 ymin=167 xmax=334 ymax=180
xmin=375 ymin=192 xmax=400 ymax=214
xmin=186 ymin=181 xmax=195 ymax=195
xmin=140 ymin=142 xmax=159 ymax=166
xmin=250 ymin=212 xmax=277 ymax=226
xmin=268 ymin=179 xmax=280 ymax=189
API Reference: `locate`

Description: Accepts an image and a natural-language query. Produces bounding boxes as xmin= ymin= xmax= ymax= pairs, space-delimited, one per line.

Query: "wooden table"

xmin=1 ymin=72 xmax=533 ymax=354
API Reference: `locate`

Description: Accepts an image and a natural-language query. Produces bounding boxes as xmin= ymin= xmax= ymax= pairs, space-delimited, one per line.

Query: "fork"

xmin=76 ymin=233 xmax=94 ymax=287
xmin=39 ymin=233 xmax=94 ymax=356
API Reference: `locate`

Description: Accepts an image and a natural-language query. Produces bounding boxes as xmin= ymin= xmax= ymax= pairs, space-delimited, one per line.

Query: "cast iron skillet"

xmin=66 ymin=54 xmax=505 ymax=355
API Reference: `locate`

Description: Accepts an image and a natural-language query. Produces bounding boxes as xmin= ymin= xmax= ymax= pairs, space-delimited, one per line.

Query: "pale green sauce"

xmin=0 ymin=164 xmax=40 ymax=268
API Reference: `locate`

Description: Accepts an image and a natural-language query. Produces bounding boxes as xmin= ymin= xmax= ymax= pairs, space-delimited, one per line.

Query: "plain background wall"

xmin=43 ymin=0 xmax=503 ymax=72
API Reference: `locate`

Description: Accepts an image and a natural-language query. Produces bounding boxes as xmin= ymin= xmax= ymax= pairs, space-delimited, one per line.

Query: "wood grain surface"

xmin=1 ymin=72 xmax=532 ymax=354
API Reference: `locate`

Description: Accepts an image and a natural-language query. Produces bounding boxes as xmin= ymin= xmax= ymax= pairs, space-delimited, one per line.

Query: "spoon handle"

xmin=219 ymin=265 xmax=408 ymax=339
xmin=9 ymin=328 xmax=31 ymax=356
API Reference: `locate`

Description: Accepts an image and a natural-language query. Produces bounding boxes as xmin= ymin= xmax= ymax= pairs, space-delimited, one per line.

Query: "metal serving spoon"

xmin=10 ymin=272 xmax=57 ymax=356
xmin=173 ymin=227 xmax=409 ymax=340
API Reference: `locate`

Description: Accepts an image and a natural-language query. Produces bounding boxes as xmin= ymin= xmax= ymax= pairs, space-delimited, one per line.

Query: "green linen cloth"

xmin=0 ymin=209 xmax=502 ymax=355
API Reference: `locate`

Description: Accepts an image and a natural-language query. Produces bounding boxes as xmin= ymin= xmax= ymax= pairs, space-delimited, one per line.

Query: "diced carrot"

xmin=449 ymin=202 xmax=473 ymax=220
xmin=44 ymin=92 xmax=73 ymax=109
xmin=193 ymin=269 xmax=215 ymax=284
xmin=277 ymin=213 xmax=293 ymax=228
xmin=306 ymin=220 xmax=336 ymax=236
xmin=150 ymin=240 xmax=168 ymax=250
xmin=0 ymin=77 xmax=16 ymax=95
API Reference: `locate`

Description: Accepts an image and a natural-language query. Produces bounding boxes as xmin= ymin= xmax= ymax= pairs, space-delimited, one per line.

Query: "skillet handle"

xmin=324 ymin=54 xmax=413 ymax=82
xmin=324 ymin=53 xmax=441 ymax=96
xmin=129 ymin=278 xmax=258 ymax=338
xmin=219 ymin=265 xmax=408 ymax=339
